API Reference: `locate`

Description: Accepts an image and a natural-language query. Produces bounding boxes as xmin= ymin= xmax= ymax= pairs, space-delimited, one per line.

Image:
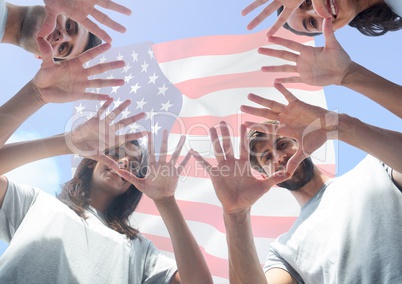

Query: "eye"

xmin=66 ymin=20 xmax=71 ymax=33
xmin=59 ymin=43 xmax=66 ymax=54
xmin=262 ymin=152 xmax=273 ymax=164
xmin=309 ymin=17 xmax=318 ymax=29
xmin=300 ymin=0 xmax=312 ymax=8
xmin=277 ymin=141 xmax=288 ymax=150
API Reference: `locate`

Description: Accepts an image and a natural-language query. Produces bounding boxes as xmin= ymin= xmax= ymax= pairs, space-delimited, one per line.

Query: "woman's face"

xmin=286 ymin=0 xmax=361 ymax=34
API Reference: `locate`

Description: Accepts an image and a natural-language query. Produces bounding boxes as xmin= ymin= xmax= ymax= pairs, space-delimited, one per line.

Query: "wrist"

xmin=153 ymin=195 xmax=176 ymax=206
xmin=339 ymin=61 xmax=359 ymax=87
xmin=29 ymin=81 xmax=48 ymax=106
xmin=223 ymin=208 xmax=251 ymax=223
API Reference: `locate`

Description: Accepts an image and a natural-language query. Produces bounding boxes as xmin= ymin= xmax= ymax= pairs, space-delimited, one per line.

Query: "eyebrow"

xmin=63 ymin=21 xmax=79 ymax=58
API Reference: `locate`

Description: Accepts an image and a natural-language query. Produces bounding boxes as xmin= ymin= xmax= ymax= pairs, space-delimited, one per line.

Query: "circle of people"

xmin=0 ymin=0 xmax=401 ymax=283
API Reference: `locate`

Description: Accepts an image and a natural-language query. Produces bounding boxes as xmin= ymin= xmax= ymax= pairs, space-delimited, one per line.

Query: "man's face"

xmin=254 ymin=135 xmax=315 ymax=191
xmin=20 ymin=6 xmax=90 ymax=60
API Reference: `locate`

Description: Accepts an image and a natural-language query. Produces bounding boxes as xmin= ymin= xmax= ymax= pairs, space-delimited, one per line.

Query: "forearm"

xmin=224 ymin=210 xmax=267 ymax=284
xmin=336 ymin=114 xmax=402 ymax=172
xmin=341 ymin=62 xmax=402 ymax=118
xmin=0 ymin=81 xmax=45 ymax=148
xmin=154 ymin=197 xmax=212 ymax=284
xmin=0 ymin=134 xmax=71 ymax=175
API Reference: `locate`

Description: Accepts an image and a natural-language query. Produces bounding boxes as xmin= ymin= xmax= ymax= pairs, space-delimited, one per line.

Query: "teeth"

xmin=329 ymin=0 xmax=336 ymax=15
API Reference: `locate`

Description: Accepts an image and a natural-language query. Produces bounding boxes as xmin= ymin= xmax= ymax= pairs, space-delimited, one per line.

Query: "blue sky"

xmin=0 ymin=0 xmax=400 ymax=254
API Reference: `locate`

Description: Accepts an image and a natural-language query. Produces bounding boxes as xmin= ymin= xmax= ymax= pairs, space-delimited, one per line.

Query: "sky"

xmin=0 ymin=0 xmax=401 ymax=256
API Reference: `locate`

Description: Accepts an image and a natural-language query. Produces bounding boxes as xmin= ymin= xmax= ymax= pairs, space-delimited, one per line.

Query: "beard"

xmin=277 ymin=157 xmax=315 ymax=191
xmin=19 ymin=6 xmax=46 ymax=54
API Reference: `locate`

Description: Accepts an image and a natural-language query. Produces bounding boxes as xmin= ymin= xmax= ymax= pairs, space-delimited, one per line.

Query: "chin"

xmin=277 ymin=157 xmax=315 ymax=191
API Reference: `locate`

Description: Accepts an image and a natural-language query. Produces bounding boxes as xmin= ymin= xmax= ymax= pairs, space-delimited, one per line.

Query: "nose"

xmin=51 ymin=28 xmax=70 ymax=43
xmin=273 ymin=150 xmax=288 ymax=166
xmin=118 ymin=158 xmax=129 ymax=170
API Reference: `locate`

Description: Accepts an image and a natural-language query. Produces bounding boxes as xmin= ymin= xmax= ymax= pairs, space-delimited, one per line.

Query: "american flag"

xmin=73 ymin=28 xmax=336 ymax=283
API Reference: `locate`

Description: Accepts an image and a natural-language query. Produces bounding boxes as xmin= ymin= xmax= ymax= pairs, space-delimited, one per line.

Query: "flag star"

xmin=129 ymin=123 xmax=140 ymax=133
xmin=141 ymin=61 xmax=149 ymax=73
xmin=121 ymin=108 xmax=131 ymax=119
xmin=86 ymin=112 xmax=95 ymax=120
xmin=105 ymin=108 xmax=111 ymax=117
xmin=124 ymin=73 xmax=134 ymax=83
xmin=160 ymin=100 xmax=173 ymax=112
xmin=107 ymin=73 xmax=115 ymax=79
xmin=111 ymin=86 xmax=121 ymax=94
xmin=151 ymin=122 xmax=161 ymax=135
xmin=131 ymin=50 xmax=139 ymax=62
xmin=157 ymin=83 xmax=169 ymax=96
xmin=75 ymin=103 xmax=85 ymax=114
xmin=148 ymin=72 xmax=159 ymax=84
xmin=74 ymin=154 xmax=80 ymax=160
xmin=122 ymin=63 xmax=132 ymax=73
xmin=145 ymin=108 xmax=157 ymax=121
xmin=136 ymin=98 xmax=147 ymax=110
xmin=147 ymin=47 xmax=155 ymax=59
xmin=99 ymin=55 xmax=107 ymax=63
xmin=114 ymin=97 xmax=123 ymax=108
xmin=130 ymin=83 xmax=142 ymax=94
xmin=117 ymin=53 xmax=124 ymax=60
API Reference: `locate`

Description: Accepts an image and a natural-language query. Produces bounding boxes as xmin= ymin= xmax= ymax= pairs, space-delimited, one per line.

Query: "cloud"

xmin=6 ymin=131 xmax=62 ymax=195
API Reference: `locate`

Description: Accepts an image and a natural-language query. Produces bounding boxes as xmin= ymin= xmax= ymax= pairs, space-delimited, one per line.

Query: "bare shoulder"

xmin=265 ymin=268 xmax=297 ymax=284
xmin=0 ymin=175 xmax=8 ymax=208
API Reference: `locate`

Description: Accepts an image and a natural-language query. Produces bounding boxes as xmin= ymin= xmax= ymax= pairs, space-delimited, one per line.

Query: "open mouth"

xmin=327 ymin=0 xmax=337 ymax=17
xmin=107 ymin=168 xmax=127 ymax=182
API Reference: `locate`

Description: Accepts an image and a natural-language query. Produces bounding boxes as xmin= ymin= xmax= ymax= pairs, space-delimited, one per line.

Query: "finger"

xmin=239 ymin=124 xmax=249 ymax=160
xmin=81 ymin=93 xmax=110 ymax=101
xmin=258 ymin=47 xmax=298 ymax=62
xmin=210 ymin=127 xmax=225 ymax=163
xmin=116 ymin=168 xmax=141 ymax=185
xmin=105 ymin=99 xmax=131 ymax=124
xmin=98 ymin=97 xmax=113 ymax=117
xmin=36 ymin=37 xmax=54 ymax=67
xmin=87 ymin=79 xmax=125 ymax=89
xmin=158 ymin=129 xmax=168 ymax=163
xmin=90 ymin=9 xmax=127 ymax=33
xmin=177 ymin=151 xmax=191 ymax=176
xmin=274 ymin=83 xmax=298 ymax=103
xmin=244 ymin=121 xmax=279 ymax=133
xmin=285 ymin=148 xmax=306 ymax=177
xmin=97 ymin=0 xmax=132 ymax=15
xmin=246 ymin=93 xmax=286 ymax=112
xmin=114 ymin=113 xmax=146 ymax=129
xmin=219 ymin=121 xmax=234 ymax=160
xmin=264 ymin=170 xmax=291 ymax=187
xmin=86 ymin=60 xmax=125 ymax=76
xmin=147 ymin=132 xmax=156 ymax=164
xmin=115 ymin=131 xmax=147 ymax=146
xmin=247 ymin=2 xmax=280 ymax=30
xmin=190 ymin=149 xmax=213 ymax=175
xmin=241 ymin=105 xmax=280 ymax=121
xmin=79 ymin=17 xmax=112 ymax=43
xmin=267 ymin=36 xmax=304 ymax=52
xmin=323 ymin=18 xmax=339 ymax=48
xmin=261 ymin=64 xmax=298 ymax=73
xmin=266 ymin=7 xmax=294 ymax=37
xmin=37 ymin=9 xmax=57 ymax=38
xmin=170 ymin=135 xmax=186 ymax=165
xmin=96 ymin=154 xmax=120 ymax=171
xmin=273 ymin=76 xmax=303 ymax=84
xmin=78 ymin=43 xmax=112 ymax=64
xmin=242 ymin=0 xmax=268 ymax=16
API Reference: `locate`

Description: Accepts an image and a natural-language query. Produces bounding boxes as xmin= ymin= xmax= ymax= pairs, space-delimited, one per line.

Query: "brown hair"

xmin=58 ymin=140 xmax=147 ymax=239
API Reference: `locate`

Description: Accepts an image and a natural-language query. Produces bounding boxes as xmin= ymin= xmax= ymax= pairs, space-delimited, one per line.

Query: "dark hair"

xmin=84 ymin=32 xmax=102 ymax=52
xmin=278 ymin=4 xmax=402 ymax=37
xmin=58 ymin=140 xmax=148 ymax=239
xmin=248 ymin=129 xmax=269 ymax=174
xmin=349 ymin=4 xmax=402 ymax=36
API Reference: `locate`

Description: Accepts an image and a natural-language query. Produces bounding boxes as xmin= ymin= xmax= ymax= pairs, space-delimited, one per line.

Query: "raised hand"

xmin=191 ymin=122 xmax=290 ymax=214
xmin=32 ymin=38 xmax=124 ymax=104
xmin=38 ymin=0 xmax=132 ymax=43
xmin=67 ymin=98 xmax=146 ymax=171
xmin=260 ymin=19 xmax=353 ymax=86
xmin=242 ymin=0 xmax=303 ymax=36
xmin=117 ymin=130 xmax=191 ymax=201
xmin=241 ymin=83 xmax=338 ymax=174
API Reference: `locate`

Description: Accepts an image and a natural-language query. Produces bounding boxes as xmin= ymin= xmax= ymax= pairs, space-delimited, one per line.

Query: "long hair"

xmin=58 ymin=140 xmax=148 ymax=239
xmin=349 ymin=4 xmax=402 ymax=36
xmin=278 ymin=4 xmax=402 ymax=37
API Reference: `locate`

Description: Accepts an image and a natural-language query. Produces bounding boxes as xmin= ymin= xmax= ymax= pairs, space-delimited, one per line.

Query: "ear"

xmin=87 ymin=161 xmax=96 ymax=169
xmin=34 ymin=54 xmax=43 ymax=60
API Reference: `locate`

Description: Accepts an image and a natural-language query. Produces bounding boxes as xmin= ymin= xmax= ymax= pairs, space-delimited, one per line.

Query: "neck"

xmin=290 ymin=167 xmax=330 ymax=207
xmin=88 ymin=189 xmax=114 ymax=214
xmin=2 ymin=3 xmax=25 ymax=45
xmin=357 ymin=0 xmax=385 ymax=14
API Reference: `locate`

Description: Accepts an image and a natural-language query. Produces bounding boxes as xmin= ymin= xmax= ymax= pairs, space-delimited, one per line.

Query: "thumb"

xmin=37 ymin=9 xmax=58 ymax=38
xmin=36 ymin=37 xmax=54 ymax=66
xmin=323 ymin=18 xmax=339 ymax=48
xmin=285 ymin=148 xmax=306 ymax=176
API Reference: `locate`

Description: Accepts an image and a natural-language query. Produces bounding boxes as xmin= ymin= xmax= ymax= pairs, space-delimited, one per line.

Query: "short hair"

xmin=248 ymin=129 xmax=269 ymax=174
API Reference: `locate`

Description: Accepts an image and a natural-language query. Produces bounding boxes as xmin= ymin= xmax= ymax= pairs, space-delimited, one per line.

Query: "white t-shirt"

xmin=386 ymin=0 xmax=402 ymax=16
xmin=0 ymin=180 xmax=177 ymax=284
xmin=264 ymin=155 xmax=402 ymax=283
xmin=0 ymin=0 xmax=7 ymax=41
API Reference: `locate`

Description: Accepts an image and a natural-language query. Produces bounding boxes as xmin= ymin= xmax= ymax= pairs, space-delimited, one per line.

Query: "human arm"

xmin=260 ymin=18 xmax=402 ymax=118
xmin=117 ymin=130 xmax=212 ymax=284
xmin=241 ymin=83 xmax=402 ymax=185
xmin=242 ymin=0 xmax=305 ymax=36
xmin=191 ymin=122 xmax=292 ymax=283
xmin=38 ymin=0 xmax=132 ymax=43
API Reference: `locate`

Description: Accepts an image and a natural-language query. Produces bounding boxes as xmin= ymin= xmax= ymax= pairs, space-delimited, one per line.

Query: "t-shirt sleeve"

xmin=379 ymin=160 xmax=402 ymax=192
xmin=0 ymin=179 xmax=39 ymax=242
xmin=264 ymin=246 xmax=304 ymax=284
xmin=131 ymin=235 xmax=177 ymax=284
